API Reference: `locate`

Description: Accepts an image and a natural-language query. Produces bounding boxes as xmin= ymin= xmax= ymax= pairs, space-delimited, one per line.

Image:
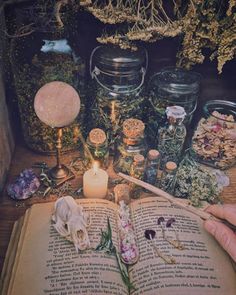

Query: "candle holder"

xmin=48 ymin=128 xmax=75 ymax=185
xmin=34 ymin=81 xmax=81 ymax=186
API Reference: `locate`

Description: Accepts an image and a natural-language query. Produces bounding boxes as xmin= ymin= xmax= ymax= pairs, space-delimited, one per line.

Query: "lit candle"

xmin=83 ymin=162 xmax=108 ymax=198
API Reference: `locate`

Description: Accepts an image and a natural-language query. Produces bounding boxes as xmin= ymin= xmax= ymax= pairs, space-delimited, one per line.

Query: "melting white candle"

xmin=83 ymin=162 xmax=108 ymax=198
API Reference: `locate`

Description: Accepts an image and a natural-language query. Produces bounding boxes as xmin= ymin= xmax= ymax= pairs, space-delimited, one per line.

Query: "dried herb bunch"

xmin=4 ymin=1 xmax=235 ymax=72
xmin=86 ymin=0 xmax=236 ymax=73
xmin=175 ymin=152 xmax=221 ymax=207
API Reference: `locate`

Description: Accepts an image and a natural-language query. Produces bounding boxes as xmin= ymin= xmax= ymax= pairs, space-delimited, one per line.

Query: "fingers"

xmin=204 ymin=220 xmax=236 ymax=262
xmin=206 ymin=204 xmax=236 ymax=225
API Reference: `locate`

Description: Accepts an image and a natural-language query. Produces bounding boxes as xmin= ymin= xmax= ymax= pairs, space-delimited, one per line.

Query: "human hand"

xmin=204 ymin=204 xmax=236 ymax=262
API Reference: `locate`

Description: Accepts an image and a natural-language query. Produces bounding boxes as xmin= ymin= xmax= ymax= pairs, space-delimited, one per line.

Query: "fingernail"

xmin=204 ymin=220 xmax=216 ymax=235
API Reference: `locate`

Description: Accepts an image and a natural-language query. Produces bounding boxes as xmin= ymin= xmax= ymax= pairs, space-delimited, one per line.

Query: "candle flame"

xmin=93 ymin=161 xmax=99 ymax=175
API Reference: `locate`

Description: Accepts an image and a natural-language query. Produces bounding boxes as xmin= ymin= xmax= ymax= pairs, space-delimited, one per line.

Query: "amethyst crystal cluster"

xmin=7 ymin=169 xmax=40 ymax=200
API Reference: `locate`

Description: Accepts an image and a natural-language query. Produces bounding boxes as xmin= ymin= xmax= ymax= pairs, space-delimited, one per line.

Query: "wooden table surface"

xmin=0 ymin=143 xmax=236 ymax=274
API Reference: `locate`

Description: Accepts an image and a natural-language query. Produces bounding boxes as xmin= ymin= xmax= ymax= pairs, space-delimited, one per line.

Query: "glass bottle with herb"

xmin=130 ymin=154 xmax=145 ymax=199
xmin=160 ymin=161 xmax=177 ymax=194
xmin=144 ymin=149 xmax=160 ymax=185
xmin=84 ymin=128 xmax=109 ymax=169
xmin=114 ymin=118 xmax=147 ymax=174
xmin=157 ymin=106 xmax=186 ymax=168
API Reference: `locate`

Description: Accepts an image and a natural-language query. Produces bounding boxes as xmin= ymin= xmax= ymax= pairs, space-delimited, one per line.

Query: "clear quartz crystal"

xmin=157 ymin=106 xmax=186 ymax=168
xmin=160 ymin=161 xmax=177 ymax=194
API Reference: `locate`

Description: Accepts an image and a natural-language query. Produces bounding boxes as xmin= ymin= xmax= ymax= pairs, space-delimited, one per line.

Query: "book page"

xmin=7 ymin=199 xmax=127 ymax=295
xmin=129 ymin=196 xmax=236 ymax=295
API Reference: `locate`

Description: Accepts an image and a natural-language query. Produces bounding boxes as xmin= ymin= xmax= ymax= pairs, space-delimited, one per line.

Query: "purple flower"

xmin=144 ymin=229 xmax=156 ymax=240
xmin=166 ymin=218 xmax=176 ymax=228
xmin=157 ymin=217 xmax=165 ymax=225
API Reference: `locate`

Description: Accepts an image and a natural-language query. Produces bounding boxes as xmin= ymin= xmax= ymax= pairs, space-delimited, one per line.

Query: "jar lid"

xmin=151 ymin=67 xmax=201 ymax=94
xmin=123 ymin=118 xmax=145 ymax=138
xmin=133 ymin=154 xmax=145 ymax=164
xmin=165 ymin=161 xmax=177 ymax=171
xmin=92 ymin=45 xmax=147 ymax=76
xmin=148 ymin=149 xmax=160 ymax=160
xmin=166 ymin=106 xmax=186 ymax=119
xmin=89 ymin=128 xmax=106 ymax=145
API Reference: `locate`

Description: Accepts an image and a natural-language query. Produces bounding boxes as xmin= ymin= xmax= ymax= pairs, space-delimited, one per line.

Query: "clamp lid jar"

xmin=191 ymin=100 xmax=236 ymax=170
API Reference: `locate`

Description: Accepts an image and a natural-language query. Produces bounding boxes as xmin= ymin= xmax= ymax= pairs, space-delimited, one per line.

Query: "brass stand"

xmin=49 ymin=128 xmax=74 ymax=186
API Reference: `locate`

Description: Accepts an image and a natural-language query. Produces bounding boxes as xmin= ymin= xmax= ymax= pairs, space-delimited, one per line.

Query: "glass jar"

xmin=113 ymin=118 xmax=147 ymax=174
xmin=89 ymin=45 xmax=147 ymax=145
xmin=84 ymin=128 xmax=109 ymax=169
xmin=146 ymin=67 xmax=200 ymax=147
xmin=191 ymin=100 xmax=236 ymax=170
xmin=130 ymin=154 xmax=145 ymax=199
xmin=160 ymin=161 xmax=177 ymax=194
xmin=144 ymin=149 xmax=160 ymax=185
xmin=11 ymin=30 xmax=86 ymax=154
xmin=157 ymin=106 xmax=187 ymax=168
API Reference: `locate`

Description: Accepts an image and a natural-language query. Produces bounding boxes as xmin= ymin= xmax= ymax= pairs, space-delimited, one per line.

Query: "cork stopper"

xmin=165 ymin=161 xmax=177 ymax=171
xmin=148 ymin=149 xmax=160 ymax=160
xmin=114 ymin=184 xmax=130 ymax=204
xmin=89 ymin=128 xmax=106 ymax=145
xmin=123 ymin=118 xmax=145 ymax=138
xmin=166 ymin=106 xmax=186 ymax=120
xmin=133 ymin=154 xmax=145 ymax=164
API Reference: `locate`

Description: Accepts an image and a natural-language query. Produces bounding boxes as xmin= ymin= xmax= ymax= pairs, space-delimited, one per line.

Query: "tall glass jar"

xmin=146 ymin=67 xmax=200 ymax=147
xmin=114 ymin=118 xmax=147 ymax=174
xmin=89 ymin=45 xmax=147 ymax=146
xmin=157 ymin=106 xmax=187 ymax=168
xmin=191 ymin=100 xmax=236 ymax=170
xmin=11 ymin=30 xmax=86 ymax=154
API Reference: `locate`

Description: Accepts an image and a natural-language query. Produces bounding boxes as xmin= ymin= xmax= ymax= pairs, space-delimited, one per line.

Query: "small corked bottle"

xmin=130 ymin=154 xmax=145 ymax=198
xmin=84 ymin=128 xmax=109 ymax=169
xmin=157 ymin=106 xmax=186 ymax=168
xmin=160 ymin=161 xmax=178 ymax=194
xmin=144 ymin=149 xmax=160 ymax=185
xmin=114 ymin=118 xmax=146 ymax=174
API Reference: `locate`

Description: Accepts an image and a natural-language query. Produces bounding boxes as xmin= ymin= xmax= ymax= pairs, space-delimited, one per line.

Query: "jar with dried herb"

xmin=84 ymin=128 xmax=109 ymax=169
xmin=130 ymin=154 xmax=145 ymax=199
xmin=146 ymin=67 xmax=200 ymax=147
xmin=89 ymin=45 xmax=147 ymax=146
xmin=144 ymin=149 xmax=160 ymax=185
xmin=113 ymin=118 xmax=147 ymax=174
xmin=11 ymin=29 xmax=86 ymax=154
xmin=191 ymin=100 xmax=236 ymax=170
xmin=160 ymin=161 xmax=177 ymax=194
xmin=157 ymin=106 xmax=187 ymax=168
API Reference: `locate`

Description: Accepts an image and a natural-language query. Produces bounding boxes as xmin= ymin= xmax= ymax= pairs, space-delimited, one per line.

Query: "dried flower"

xmin=157 ymin=217 xmax=165 ymax=225
xmin=144 ymin=229 xmax=156 ymax=240
xmin=166 ymin=218 xmax=176 ymax=228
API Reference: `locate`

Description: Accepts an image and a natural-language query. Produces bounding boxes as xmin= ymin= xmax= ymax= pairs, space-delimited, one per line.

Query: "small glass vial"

xmin=157 ymin=106 xmax=186 ymax=168
xmin=144 ymin=149 xmax=160 ymax=185
xmin=114 ymin=118 xmax=146 ymax=174
xmin=160 ymin=161 xmax=177 ymax=194
xmin=85 ymin=128 xmax=109 ymax=169
xmin=130 ymin=154 xmax=145 ymax=199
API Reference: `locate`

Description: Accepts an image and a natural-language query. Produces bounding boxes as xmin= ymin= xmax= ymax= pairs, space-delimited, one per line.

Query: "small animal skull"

xmin=52 ymin=196 xmax=91 ymax=252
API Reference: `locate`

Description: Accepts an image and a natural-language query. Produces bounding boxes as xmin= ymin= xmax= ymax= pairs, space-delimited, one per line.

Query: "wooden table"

xmin=0 ymin=143 xmax=236 ymax=273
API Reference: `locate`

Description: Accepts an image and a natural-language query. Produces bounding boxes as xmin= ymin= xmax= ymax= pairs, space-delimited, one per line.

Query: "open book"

xmin=1 ymin=196 xmax=236 ymax=295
